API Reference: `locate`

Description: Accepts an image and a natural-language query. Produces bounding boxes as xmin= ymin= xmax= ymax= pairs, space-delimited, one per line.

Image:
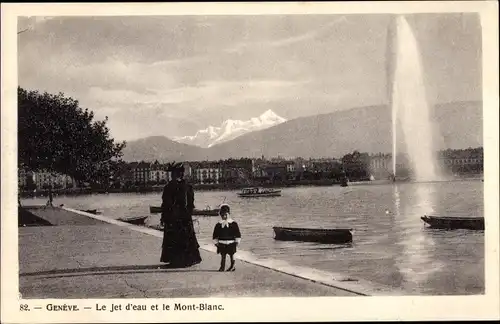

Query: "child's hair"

xmin=219 ymin=204 xmax=230 ymax=215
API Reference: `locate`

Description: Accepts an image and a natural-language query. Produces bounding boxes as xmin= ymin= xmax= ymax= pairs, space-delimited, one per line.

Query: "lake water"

xmin=22 ymin=179 xmax=484 ymax=295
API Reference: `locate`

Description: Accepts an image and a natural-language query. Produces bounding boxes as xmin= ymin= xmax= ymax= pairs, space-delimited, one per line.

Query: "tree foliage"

xmin=341 ymin=150 xmax=371 ymax=180
xmin=18 ymin=87 xmax=126 ymax=182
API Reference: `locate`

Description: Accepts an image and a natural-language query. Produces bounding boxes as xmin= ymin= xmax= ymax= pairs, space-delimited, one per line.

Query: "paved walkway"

xmin=18 ymin=207 xmax=401 ymax=298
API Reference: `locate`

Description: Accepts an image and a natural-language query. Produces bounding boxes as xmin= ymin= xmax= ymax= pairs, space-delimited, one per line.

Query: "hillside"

xmin=121 ymin=136 xmax=204 ymax=162
xmin=206 ymin=101 xmax=483 ymax=160
xmin=122 ymin=101 xmax=483 ymax=162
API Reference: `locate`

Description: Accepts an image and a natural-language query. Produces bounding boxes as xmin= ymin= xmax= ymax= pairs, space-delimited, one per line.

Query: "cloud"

xmin=225 ymin=16 xmax=349 ymax=53
xmin=85 ymin=79 xmax=308 ymax=115
xmin=17 ymin=14 xmax=482 ymax=141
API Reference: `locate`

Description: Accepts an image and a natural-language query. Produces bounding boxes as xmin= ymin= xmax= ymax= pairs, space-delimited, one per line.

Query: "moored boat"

xmin=150 ymin=206 xmax=220 ymax=216
xmin=237 ymin=187 xmax=281 ymax=198
xmin=273 ymin=226 xmax=353 ymax=244
xmin=192 ymin=208 xmax=220 ymax=216
xmin=150 ymin=206 xmax=162 ymax=214
xmin=80 ymin=209 xmax=101 ymax=215
xmin=420 ymin=215 xmax=484 ymax=230
xmin=118 ymin=215 xmax=149 ymax=225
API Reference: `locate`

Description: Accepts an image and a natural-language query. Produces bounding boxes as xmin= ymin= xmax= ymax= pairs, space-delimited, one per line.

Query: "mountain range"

xmin=121 ymin=101 xmax=483 ymax=162
xmin=173 ymin=109 xmax=286 ymax=148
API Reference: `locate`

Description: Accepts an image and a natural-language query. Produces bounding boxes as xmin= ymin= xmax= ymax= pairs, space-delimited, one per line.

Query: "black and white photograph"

xmin=2 ymin=2 xmax=499 ymax=323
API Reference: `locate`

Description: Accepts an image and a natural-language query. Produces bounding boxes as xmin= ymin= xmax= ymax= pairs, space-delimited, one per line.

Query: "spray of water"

xmin=389 ymin=16 xmax=443 ymax=182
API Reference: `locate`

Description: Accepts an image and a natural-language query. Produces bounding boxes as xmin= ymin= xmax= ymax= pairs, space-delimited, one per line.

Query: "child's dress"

xmin=212 ymin=218 xmax=241 ymax=255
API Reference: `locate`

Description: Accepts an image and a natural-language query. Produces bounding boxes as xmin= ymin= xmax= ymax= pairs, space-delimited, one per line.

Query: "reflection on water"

xmin=393 ymin=184 xmax=401 ymax=217
xmin=21 ymin=180 xmax=484 ymax=295
xmin=395 ymin=184 xmax=444 ymax=293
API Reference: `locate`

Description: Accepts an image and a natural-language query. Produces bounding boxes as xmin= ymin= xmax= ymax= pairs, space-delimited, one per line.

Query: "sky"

xmin=18 ymin=13 xmax=482 ymax=142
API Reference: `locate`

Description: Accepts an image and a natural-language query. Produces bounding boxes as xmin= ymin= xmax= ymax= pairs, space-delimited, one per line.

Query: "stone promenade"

xmin=18 ymin=207 xmax=400 ymax=298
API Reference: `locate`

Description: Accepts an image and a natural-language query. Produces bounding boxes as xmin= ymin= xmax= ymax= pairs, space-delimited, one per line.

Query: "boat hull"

xmin=273 ymin=226 xmax=353 ymax=244
xmin=150 ymin=206 xmax=219 ymax=216
xmin=80 ymin=209 xmax=100 ymax=214
xmin=150 ymin=206 xmax=162 ymax=214
xmin=192 ymin=209 xmax=220 ymax=216
xmin=118 ymin=216 xmax=148 ymax=225
xmin=149 ymin=206 xmax=161 ymax=214
xmin=238 ymin=192 xmax=281 ymax=198
xmin=421 ymin=215 xmax=484 ymax=230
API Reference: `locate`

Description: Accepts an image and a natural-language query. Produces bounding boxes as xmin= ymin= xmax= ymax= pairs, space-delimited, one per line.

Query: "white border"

xmin=2 ymin=2 xmax=499 ymax=323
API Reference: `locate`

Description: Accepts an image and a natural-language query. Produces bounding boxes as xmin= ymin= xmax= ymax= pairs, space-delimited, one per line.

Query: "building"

xmin=438 ymin=156 xmax=484 ymax=174
xmin=133 ymin=161 xmax=151 ymax=185
xmin=263 ymin=163 xmax=287 ymax=181
xmin=18 ymin=169 xmax=37 ymax=189
xmin=61 ymin=174 xmax=77 ymax=189
xmin=183 ymin=163 xmax=192 ymax=180
xmin=149 ymin=168 xmax=169 ymax=184
xmin=219 ymin=158 xmax=253 ymax=184
xmin=369 ymin=153 xmax=411 ymax=179
xmin=18 ymin=168 xmax=27 ymax=188
xmin=34 ymin=171 xmax=55 ymax=189
xmin=251 ymin=158 xmax=267 ymax=178
xmin=193 ymin=161 xmax=222 ymax=184
xmin=149 ymin=161 xmax=169 ymax=184
xmin=33 ymin=171 xmax=76 ymax=189
xmin=369 ymin=153 xmax=393 ymax=179
xmin=440 ymin=157 xmax=484 ymax=166
xmin=309 ymin=158 xmax=341 ymax=172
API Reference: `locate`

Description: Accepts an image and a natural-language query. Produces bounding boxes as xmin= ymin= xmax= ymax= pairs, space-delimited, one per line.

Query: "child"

xmin=212 ymin=204 xmax=241 ymax=272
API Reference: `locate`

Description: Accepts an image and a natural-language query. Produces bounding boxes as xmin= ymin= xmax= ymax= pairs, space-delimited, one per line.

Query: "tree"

xmin=341 ymin=150 xmax=370 ymax=180
xmin=18 ymin=87 xmax=126 ymax=182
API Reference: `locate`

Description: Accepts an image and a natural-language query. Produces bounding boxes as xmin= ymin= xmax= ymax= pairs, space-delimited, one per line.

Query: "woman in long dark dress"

xmin=160 ymin=162 xmax=202 ymax=267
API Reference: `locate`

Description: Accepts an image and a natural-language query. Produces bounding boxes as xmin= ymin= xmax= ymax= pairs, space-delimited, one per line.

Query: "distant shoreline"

xmin=19 ymin=175 xmax=483 ymax=198
xmin=20 ymin=179 xmax=342 ymax=198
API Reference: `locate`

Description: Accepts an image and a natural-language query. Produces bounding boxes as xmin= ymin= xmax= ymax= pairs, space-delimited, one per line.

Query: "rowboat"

xmin=118 ymin=215 xmax=149 ymax=225
xmin=237 ymin=187 xmax=281 ymax=198
xmin=273 ymin=226 xmax=353 ymax=244
xmin=80 ymin=209 xmax=101 ymax=215
xmin=192 ymin=208 xmax=220 ymax=216
xmin=421 ymin=215 xmax=484 ymax=230
xmin=150 ymin=206 xmax=162 ymax=214
xmin=150 ymin=206 xmax=220 ymax=216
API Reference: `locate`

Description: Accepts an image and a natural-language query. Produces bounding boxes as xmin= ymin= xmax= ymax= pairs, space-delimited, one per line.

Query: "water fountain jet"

xmin=387 ymin=15 xmax=444 ymax=183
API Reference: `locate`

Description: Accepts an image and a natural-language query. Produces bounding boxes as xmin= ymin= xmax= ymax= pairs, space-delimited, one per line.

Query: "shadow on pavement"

xmin=18 ymin=207 xmax=54 ymax=227
xmin=20 ymin=264 xmax=221 ymax=278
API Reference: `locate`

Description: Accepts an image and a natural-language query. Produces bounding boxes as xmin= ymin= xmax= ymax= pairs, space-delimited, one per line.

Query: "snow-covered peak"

xmin=173 ymin=110 xmax=287 ymax=148
xmin=197 ymin=126 xmax=220 ymax=139
xmin=259 ymin=109 xmax=287 ymax=124
xmin=222 ymin=119 xmax=237 ymax=130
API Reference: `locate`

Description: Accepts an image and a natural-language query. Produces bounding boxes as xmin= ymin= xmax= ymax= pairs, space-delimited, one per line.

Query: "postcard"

xmin=1 ymin=1 xmax=499 ymax=323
